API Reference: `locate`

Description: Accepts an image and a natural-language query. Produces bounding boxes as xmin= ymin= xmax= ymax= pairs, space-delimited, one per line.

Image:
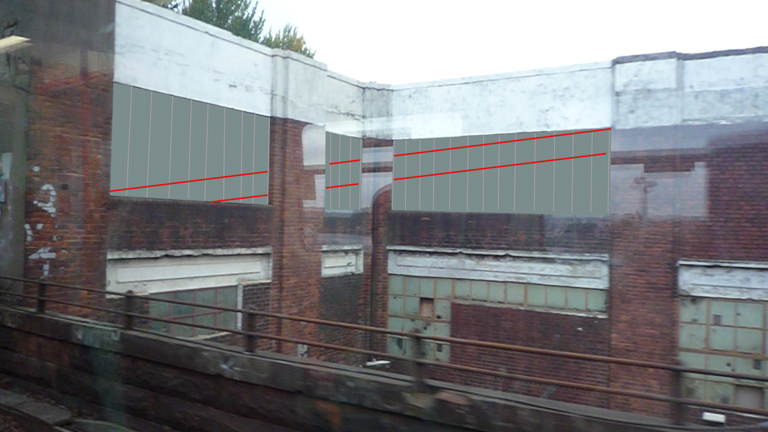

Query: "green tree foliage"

xmin=144 ymin=0 xmax=183 ymax=11
xmin=142 ymin=0 xmax=315 ymax=59
xmin=261 ymin=24 xmax=316 ymax=59
xmin=182 ymin=0 xmax=266 ymax=43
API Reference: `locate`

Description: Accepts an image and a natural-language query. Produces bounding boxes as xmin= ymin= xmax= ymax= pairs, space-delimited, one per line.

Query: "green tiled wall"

xmin=386 ymin=275 xmax=608 ymax=362
xmin=148 ymin=286 xmax=239 ymax=338
xmin=679 ymin=297 xmax=768 ymax=408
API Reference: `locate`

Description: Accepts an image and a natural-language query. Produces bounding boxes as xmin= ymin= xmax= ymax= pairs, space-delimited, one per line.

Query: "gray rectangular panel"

xmin=553 ymin=130 xmax=574 ymax=215
xmin=188 ymin=101 xmax=208 ymax=201
xmin=110 ymin=84 xmax=270 ymax=205
xmin=110 ymin=83 xmax=131 ymax=196
xmin=498 ymin=133 xmax=515 ymax=213
xmin=433 ymin=137 xmax=450 ymax=211
xmin=253 ymin=113 xmax=270 ymax=205
xmin=330 ymin=133 xmax=339 ymax=209
xmin=223 ymin=108 xmax=243 ymax=203
xmin=325 ymin=131 xmax=332 ymax=210
xmin=351 ymin=137 xmax=362 ymax=209
xmin=514 ymin=132 xmax=536 ymax=213
xmin=169 ymin=96 xmax=191 ymax=200
xmin=467 ymin=135 xmax=483 ymax=212
xmin=389 ymin=129 xmax=611 ymax=216
xmin=572 ymin=130 xmax=592 ymax=215
xmin=325 ymin=132 xmax=362 ymax=211
xmin=483 ymin=134 xmax=500 ymax=212
xmin=205 ymin=105 xmax=225 ymax=202
xmin=449 ymin=136 xmax=468 ymax=212
xmin=405 ymin=139 xmax=420 ymax=211
xmin=147 ymin=92 xmax=173 ymax=199
xmin=240 ymin=113 xmax=255 ymax=204
xmin=534 ymin=131 xmax=555 ymax=214
xmin=339 ymin=135 xmax=351 ymax=210
xmin=126 ymin=87 xmax=151 ymax=198
xmin=590 ymin=129 xmax=611 ymax=215
xmin=419 ymin=139 xmax=434 ymax=211
xmin=392 ymin=139 xmax=406 ymax=211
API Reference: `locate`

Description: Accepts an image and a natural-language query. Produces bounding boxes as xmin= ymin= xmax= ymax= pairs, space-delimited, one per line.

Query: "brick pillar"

xmin=268 ymin=117 xmax=323 ymax=357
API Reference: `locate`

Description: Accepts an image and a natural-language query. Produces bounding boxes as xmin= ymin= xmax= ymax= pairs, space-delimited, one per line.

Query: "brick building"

xmin=1 ymin=0 xmax=768 ymax=424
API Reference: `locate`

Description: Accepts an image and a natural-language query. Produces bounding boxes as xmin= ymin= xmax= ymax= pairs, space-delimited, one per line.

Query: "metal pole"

xmin=672 ymin=358 xmax=686 ymax=425
xmin=244 ymin=311 xmax=257 ymax=353
xmin=123 ymin=290 xmax=135 ymax=330
xmin=411 ymin=328 xmax=426 ymax=392
xmin=36 ymin=282 xmax=47 ymax=313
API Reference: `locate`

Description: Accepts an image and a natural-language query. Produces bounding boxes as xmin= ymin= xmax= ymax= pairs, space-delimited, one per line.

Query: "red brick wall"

xmin=608 ymin=134 xmax=768 ymax=417
xmin=608 ymin=218 xmax=677 ymax=416
xmin=106 ymin=198 xmax=273 ymax=250
xmin=373 ymin=130 xmax=768 ymax=419
xmin=23 ymin=67 xmax=114 ymax=315
xmin=371 ymin=188 xmax=392 ymax=354
xmin=317 ymin=274 xmax=367 ymax=365
xmin=266 ymin=118 xmax=373 ymax=361
xmin=699 ymin=140 xmax=768 ymax=261
xmin=387 ymin=211 xmax=548 ymax=251
xmin=440 ymin=303 xmax=610 ymax=408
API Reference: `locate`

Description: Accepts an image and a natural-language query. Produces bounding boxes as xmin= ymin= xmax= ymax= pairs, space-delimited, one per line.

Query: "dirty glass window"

xmin=149 ymin=287 xmax=239 ymax=338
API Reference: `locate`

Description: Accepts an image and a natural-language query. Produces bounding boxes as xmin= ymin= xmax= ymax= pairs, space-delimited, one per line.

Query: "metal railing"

xmin=2 ymin=274 xmax=768 ymax=424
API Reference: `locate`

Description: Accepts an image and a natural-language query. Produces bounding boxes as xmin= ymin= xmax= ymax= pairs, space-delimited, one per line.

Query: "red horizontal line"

xmin=210 ymin=194 xmax=268 ymax=203
xmin=394 ymin=128 xmax=611 ymax=157
xmin=329 ymin=159 xmax=361 ymax=165
xmin=110 ymin=171 xmax=269 ymax=192
xmin=394 ymin=153 xmax=607 ymax=181
xmin=326 ymin=183 xmax=359 ymax=189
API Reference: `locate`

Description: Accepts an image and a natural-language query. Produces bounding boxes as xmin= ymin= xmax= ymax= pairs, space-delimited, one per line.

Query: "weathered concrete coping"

xmin=0 ymin=306 xmax=678 ymax=432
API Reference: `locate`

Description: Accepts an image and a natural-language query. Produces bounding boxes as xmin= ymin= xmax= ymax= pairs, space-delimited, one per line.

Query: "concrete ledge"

xmin=615 ymin=46 xmax=768 ymax=64
xmin=0 ymin=387 xmax=71 ymax=431
xmin=0 ymin=306 xmax=677 ymax=432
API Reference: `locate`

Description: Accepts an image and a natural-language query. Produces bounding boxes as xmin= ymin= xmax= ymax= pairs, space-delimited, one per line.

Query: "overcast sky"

xmin=255 ymin=0 xmax=768 ymax=85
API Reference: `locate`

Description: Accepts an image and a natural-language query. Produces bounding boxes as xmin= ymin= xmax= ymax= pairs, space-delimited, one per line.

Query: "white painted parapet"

xmin=115 ymin=0 xmax=768 ymax=140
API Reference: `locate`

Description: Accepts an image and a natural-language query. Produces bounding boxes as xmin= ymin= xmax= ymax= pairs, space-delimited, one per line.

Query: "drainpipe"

xmin=368 ymin=190 xmax=379 ymax=354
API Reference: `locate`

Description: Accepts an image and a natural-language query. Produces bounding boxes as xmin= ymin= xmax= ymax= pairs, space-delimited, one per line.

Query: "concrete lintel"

xmin=107 ymin=247 xmax=273 ymax=260
xmin=678 ymin=259 xmax=768 ymax=270
xmin=388 ymin=247 xmax=610 ymax=289
xmin=321 ymin=244 xmax=363 ymax=252
xmin=387 ymin=245 xmax=610 ymax=262
xmin=678 ymin=259 xmax=768 ymax=300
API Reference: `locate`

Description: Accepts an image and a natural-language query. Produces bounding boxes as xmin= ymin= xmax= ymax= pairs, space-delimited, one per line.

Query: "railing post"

xmin=410 ymin=328 xmax=426 ymax=392
xmin=36 ymin=282 xmax=47 ymax=313
xmin=123 ymin=290 xmax=135 ymax=331
xmin=672 ymin=358 xmax=686 ymax=425
xmin=244 ymin=311 xmax=257 ymax=353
